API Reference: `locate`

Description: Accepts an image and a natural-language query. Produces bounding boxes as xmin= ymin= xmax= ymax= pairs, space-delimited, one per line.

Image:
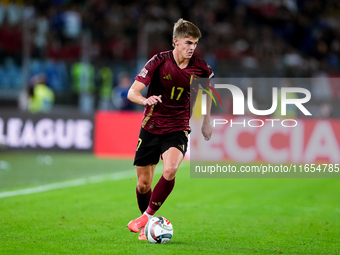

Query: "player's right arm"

xmin=127 ymin=80 xmax=162 ymax=106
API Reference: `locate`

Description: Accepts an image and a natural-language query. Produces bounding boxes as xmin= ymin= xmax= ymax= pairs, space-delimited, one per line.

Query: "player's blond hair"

xmin=172 ymin=18 xmax=201 ymax=47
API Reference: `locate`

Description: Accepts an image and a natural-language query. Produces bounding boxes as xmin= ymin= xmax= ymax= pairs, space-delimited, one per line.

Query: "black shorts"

xmin=133 ymin=128 xmax=189 ymax=166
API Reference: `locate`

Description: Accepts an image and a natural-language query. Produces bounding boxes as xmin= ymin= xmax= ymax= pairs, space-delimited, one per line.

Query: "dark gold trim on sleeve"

xmin=142 ymin=105 xmax=155 ymax=128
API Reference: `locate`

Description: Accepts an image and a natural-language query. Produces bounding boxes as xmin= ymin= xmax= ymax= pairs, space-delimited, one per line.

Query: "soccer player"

xmin=127 ymin=18 xmax=214 ymax=240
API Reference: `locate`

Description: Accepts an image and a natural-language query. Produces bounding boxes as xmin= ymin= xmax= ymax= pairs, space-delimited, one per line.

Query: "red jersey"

xmin=135 ymin=50 xmax=214 ymax=134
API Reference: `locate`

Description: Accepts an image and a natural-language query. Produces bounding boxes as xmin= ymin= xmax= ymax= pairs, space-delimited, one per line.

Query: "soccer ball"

xmin=145 ymin=216 xmax=173 ymax=244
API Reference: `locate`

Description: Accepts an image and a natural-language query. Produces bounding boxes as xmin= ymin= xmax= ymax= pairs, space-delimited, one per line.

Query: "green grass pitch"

xmin=0 ymin=153 xmax=339 ymax=254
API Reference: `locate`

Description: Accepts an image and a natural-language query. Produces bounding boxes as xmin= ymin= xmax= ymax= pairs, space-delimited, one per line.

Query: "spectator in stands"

xmin=71 ymin=62 xmax=95 ymax=94
xmin=28 ymin=73 xmax=55 ymax=113
xmin=112 ymin=72 xmax=134 ymax=111
xmin=0 ymin=18 xmax=22 ymax=64
xmin=97 ymin=60 xmax=114 ymax=110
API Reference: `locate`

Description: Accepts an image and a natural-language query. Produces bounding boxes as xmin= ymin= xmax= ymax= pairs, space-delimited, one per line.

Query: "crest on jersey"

xmin=138 ymin=68 xmax=148 ymax=78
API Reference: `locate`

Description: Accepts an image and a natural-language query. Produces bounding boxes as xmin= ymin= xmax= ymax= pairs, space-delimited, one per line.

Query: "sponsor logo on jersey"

xmin=163 ymin=74 xmax=172 ymax=80
xmin=138 ymin=68 xmax=148 ymax=78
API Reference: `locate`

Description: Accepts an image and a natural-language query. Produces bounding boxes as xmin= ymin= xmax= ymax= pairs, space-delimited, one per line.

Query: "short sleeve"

xmin=135 ymin=54 xmax=163 ymax=86
xmin=199 ymin=62 xmax=214 ymax=90
xmin=206 ymin=63 xmax=214 ymax=79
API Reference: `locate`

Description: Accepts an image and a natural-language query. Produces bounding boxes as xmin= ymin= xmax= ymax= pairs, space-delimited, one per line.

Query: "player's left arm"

xmin=201 ymin=88 xmax=213 ymax=141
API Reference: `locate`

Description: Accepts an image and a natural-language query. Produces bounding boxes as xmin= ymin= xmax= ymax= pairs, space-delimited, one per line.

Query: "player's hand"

xmin=201 ymin=121 xmax=212 ymax=141
xmin=143 ymin=95 xmax=162 ymax=106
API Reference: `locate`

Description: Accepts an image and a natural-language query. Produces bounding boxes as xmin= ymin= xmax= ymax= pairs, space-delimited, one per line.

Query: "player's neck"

xmin=172 ymin=49 xmax=190 ymax=69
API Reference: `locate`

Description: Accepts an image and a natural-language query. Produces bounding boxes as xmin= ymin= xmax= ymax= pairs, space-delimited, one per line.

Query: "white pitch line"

xmin=0 ymin=168 xmax=137 ymax=199
xmin=0 ymin=161 xmax=190 ymax=199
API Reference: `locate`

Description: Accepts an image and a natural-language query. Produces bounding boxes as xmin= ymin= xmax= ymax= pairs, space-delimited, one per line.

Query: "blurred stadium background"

xmin=0 ymin=0 xmax=339 ymax=190
xmin=0 ymin=1 xmax=340 ymax=254
xmin=0 ymin=0 xmax=339 ymax=113
xmin=0 ymin=0 xmax=340 ymax=176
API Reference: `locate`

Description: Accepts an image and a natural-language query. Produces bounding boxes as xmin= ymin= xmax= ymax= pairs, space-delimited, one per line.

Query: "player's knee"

xmin=137 ymin=181 xmax=151 ymax=194
xmin=163 ymin=166 xmax=178 ymax=180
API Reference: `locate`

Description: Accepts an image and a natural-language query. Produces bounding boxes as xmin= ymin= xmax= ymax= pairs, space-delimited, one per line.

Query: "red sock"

xmin=136 ymin=187 xmax=152 ymax=214
xmin=146 ymin=175 xmax=175 ymax=215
